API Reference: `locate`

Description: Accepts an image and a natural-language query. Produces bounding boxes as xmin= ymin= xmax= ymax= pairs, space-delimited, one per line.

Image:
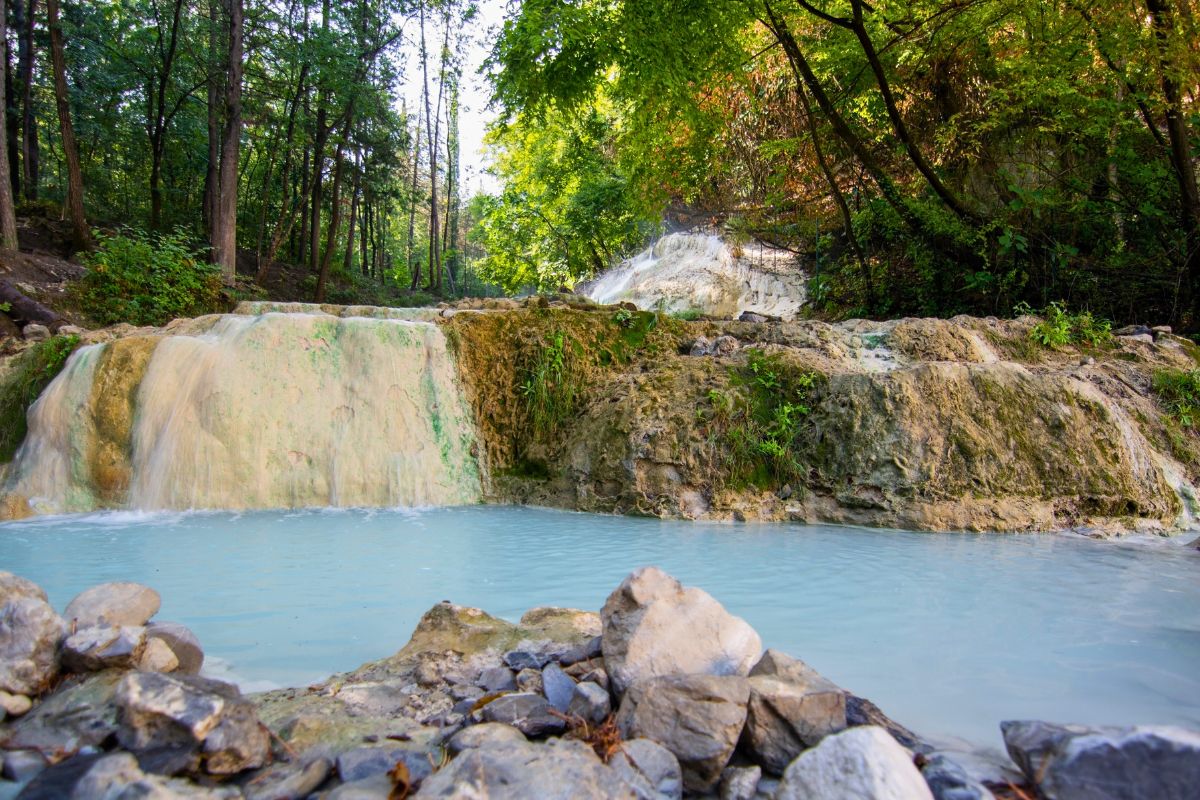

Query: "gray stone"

xmin=689 ymin=337 xmax=713 ymax=356
xmin=601 ymin=567 xmax=762 ymax=698
xmin=140 ymin=637 xmax=181 ymax=673
xmin=1152 ymin=325 xmax=1172 ymax=335
xmin=776 ymin=726 xmax=933 ymax=800
xmin=2 ymin=752 xmax=106 ymax=800
xmin=5 ymin=671 xmax=123 ymax=753
xmin=920 ymin=754 xmax=995 ymax=800
xmin=476 ymin=666 xmax=516 ymax=692
xmin=328 ymin=774 xmax=393 ymax=800
xmin=64 ymin=582 xmax=161 ymax=628
xmin=57 ymin=326 xmax=85 ymax=337
xmin=738 ymin=312 xmax=768 ymax=323
xmin=21 ymin=324 xmax=50 ymax=342
xmin=542 ymin=662 xmax=575 ymax=712
xmin=145 ymin=622 xmax=204 ymax=675
xmin=414 ymin=660 xmax=440 ymax=687
xmin=243 ymin=757 xmax=332 ymax=800
xmin=515 ymin=667 xmax=543 ymax=694
xmin=609 ymin=738 xmax=682 ymax=800
xmin=448 ymin=683 xmax=483 ymax=703
xmin=1001 ymin=720 xmax=1200 ymax=800
xmin=70 ymin=752 xmax=145 ymax=799
xmin=581 ymin=667 xmax=610 ymax=690
xmin=0 ymin=690 xmax=32 ymax=717
xmin=560 ymin=636 xmax=603 ymax=666
xmin=567 ymin=681 xmax=611 ymax=725
xmin=0 ymin=596 xmax=66 ymax=695
xmin=446 ymin=722 xmax=526 ymax=756
xmin=115 ymin=671 xmax=270 ymax=776
xmin=415 ymin=737 xmax=632 ymax=799
xmin=712 ymin=335 xmax=740 ymax=356
xmin=61 ymin=625 xmax=147 ymax=672
xmin=719 ymin=765 xmax=761 ymax=800
xmin=1 ymin=749 xmax=47 ymax=782
xmin=0 ymin=573 xmax=47 ymax=604
xmin=336 ymin=746 xmax=433 ymax=784
xmin=479 ymin=692 xmax=567 ymax=737
xmin=616 ymin=674 xmax=750 ymax=792
xmin=1114 ymin=324 xmax=1152 ymax=337
xmin=742 ymin=649 xmax=847 ymax=774
xmin=846 ymin=693 xmax=926 ymax=751
xmin=503 ymin=650 xmax=548 ymax=671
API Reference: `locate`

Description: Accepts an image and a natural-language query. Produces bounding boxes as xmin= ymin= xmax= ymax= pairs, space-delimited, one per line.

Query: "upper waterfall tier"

xmin=3 ymin=312 xmax=481 ymax=514
xmin=577 ymin=231 xmax=806 ymax=319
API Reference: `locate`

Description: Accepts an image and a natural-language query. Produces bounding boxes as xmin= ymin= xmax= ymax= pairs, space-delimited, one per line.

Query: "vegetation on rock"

xmin=0 ymin=334 xmax=79 ymax=461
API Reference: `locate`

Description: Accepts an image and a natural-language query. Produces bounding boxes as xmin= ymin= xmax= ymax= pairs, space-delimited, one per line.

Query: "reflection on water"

xmin=2 ymin=506 xmax=1197 ymax=750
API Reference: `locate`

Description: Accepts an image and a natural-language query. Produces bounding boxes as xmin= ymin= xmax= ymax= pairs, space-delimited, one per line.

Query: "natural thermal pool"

xmin=2 ymin=506 xmax=1197 ymax=752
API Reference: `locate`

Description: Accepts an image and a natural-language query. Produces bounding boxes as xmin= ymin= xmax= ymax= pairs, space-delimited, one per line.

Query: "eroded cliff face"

xmin=447 ymin=305 xmax=1199 ymax=534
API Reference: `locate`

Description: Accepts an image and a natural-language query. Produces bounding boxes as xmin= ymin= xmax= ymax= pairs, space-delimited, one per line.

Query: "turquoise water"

xmin=2 ymin=506 xmax=1198 ymax=750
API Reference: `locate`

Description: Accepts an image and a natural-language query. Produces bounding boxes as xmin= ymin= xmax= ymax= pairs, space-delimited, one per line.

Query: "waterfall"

xmin=2 ymin=312 xmax=481 ymax=514
xmin=578 ymin=230 xmax=807 ymax=320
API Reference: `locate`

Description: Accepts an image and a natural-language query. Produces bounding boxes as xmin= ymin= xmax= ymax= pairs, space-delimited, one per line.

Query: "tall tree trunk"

xmin=406 ymin=110 xmax=422 ymax=289
xmin=15 ymin=0 xmax=37 ymax=201
xmin=1146 ymin=0 xmax=1200 ymax=324
xmin=360 ymin=186 xmax=369 ymax=277
xmin=260 ymin=62 xmax=309 ymax=275
xmin=315 ymin=127 xmax=348 ymax=302
xmin=298 ymin=143 xmax=309 ymax=264
xmin=203 ymin=0 xmax=220 ymax=237
xmin=0 ymin=0 xmax=16 ymax=248
xmin=46 ymin=0 xmax=89 ymax=250
xmin=344 ymin=145 xmax=360 ymax=275
xmin=146 ymin=0 xmax=185 ymax=230
xmin=307 ymin=0 xmax=330 ymax=275
xmin=213 ymin=0 xmax=242 ymax=282
xmin=4 ymin=28 xmax=19 ymax=199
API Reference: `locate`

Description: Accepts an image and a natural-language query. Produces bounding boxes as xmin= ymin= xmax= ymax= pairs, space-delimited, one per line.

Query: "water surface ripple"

xmin=3 ymin=506 xmax=1197 ymax=751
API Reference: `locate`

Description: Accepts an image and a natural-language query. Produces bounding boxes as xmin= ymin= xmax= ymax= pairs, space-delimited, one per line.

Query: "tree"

xmin=0 ymin=0 xmax=17 ymax=248
xmin=212 ymin=0 xmax=243 ymax=281
xmin=46 ymin=0 xmax=90 ymax=250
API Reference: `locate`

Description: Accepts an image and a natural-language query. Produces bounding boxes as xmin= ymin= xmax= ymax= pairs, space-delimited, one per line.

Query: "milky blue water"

xmin=2 ymin=506 xmax=1197 ymax=751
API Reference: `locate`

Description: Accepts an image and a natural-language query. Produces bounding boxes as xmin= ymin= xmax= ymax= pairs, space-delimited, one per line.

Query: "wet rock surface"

xmin=64 ymin=582 xmax=161 ymax=628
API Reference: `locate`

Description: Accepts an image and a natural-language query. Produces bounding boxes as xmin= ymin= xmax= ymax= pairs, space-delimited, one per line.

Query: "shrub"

xmin=0 ymin=334 xmax=80 ymax=461
xmin=1153 ymin=369 xmax=1200 ymax=428
xmin=1027 ymin=301 xmax=1112 ymax=349
xmin=76 ymin=229 xmax=222 ymax=326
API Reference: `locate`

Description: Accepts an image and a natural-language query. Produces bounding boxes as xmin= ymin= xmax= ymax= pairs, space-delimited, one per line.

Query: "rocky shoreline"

xmin=3 ymin=567 xmax=1198 ymax=799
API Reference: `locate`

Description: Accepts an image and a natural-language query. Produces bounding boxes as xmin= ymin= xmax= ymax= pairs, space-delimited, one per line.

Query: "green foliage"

xmin=0 ymin=335 xmax=81 ymax=462
xmin=75 ymin=230 xmax=222 ymax=326
xmin=705 ymin=349 xmax=821 ymax=488
xmin=1153 ymin=369 xmax=1200 ymax=428
xmin=671 ymin=308 xmax=704 ymax=321
xmin=520 ymin=331 xmax=584 ymax=438
xmin=1028 ymin=302 xmax=1113 ymax=349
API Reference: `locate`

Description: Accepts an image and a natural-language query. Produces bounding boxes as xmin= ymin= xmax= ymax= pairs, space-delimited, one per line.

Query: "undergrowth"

xmin=1019 ymin=301 xmax=1112 ymax=349
xmin=1153 ymin=368 xmax=1200 ymax=428
xmin=702 ymin=349 xmax=822 ymax=489
xmin=74 ymin=228 xmax=222 ymax=326
xmin=518 ymin=309 xmax=660 ymax=438
xmin=0 ymin=335 xmax=80 ymax=461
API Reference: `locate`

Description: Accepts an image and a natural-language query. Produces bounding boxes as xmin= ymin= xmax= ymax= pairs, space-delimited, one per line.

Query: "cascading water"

xmin=578 ymin=230 xmax=807 ymax=319
xmin=2 ymin=312 xmax=480 ymax=514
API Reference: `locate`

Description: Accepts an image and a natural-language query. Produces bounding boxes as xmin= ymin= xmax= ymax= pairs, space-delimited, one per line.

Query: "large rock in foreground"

xmin=1002 ymin=720 xmax=1200 ymax=800
xmin=601 ymin=567 xmax=761 ymax=697
xmin=64 ymin=582 xmax=161 ymax=628
xmin=742 ymin=649 xmax=847 ymax=774
xmin=0 ymin=596 xmax=66 ymax=695
xmin=616 ymin=673 xmax=750 ymax=792
xmin=415 ymin=736 xmax=634 ymax=799
xmin=776 ymin=725 xmax=933 ymax=800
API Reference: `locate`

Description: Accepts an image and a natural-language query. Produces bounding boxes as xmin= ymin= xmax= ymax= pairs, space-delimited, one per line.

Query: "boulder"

xmin=115 ymin=671 xmax=270 ymax=776
xmin=567 ymin=681 xmax=611 ymax=725
xmin=61 ymin=625 xmax=146 ymax=672
xmin=0 ymin=689 xmax=32 ymax=717
xmin=476 ymin=665 xmax=516 ymax=692
xmin=609 ymin=738 xmax=683 ymax=800
xmin=1001 ymin=720 xmax=1200 ymax=800
xmin=479 ymin=692 xmax=567 ymax=737
xmin=328 ymin=773 xmax=394 ymax=799
xmin=742 ymin=649 xmax=847 ymax=773
xmin=616 ymin=674 xmax=750 ymax=792
xmin=776 ymin=725 xmax=933 ymax=800
xmin=335 ymin=745 xmax=433 ymax=784
xmin=64 ymin=582 xmax=161 ymax=628
xmin=17 ymin=751 xmax=242 ymax=800
xmin=542 ymin=662 xmax=576 ymax=712
xmin=515 ymin=667 xmax=543 ymax=694
xmin=920 ymin=753 xmax=996 ymax=800
xmin=140 ymin=637 xmax=181 ymax=673
xmin=712 ymin=335 xmax=740 ymax=356
xmin=0 ymin=572 xmax=48 ymax=604
xmin=719 ymin=765 xmax=761 ymax=800
xmin=243 ymin=757 xmax=332 ymax=800
xmin=559 ymin=635 xmax=603 ymax=666
xmin=601 ymin=567 xmax=761 ymax=697
xmin=4 ymin=670 xmax=124 ymax=753
xmin=146 ymin=622 xmax=204 ymax=674
xmin=446 ymin=722 xmax=526 ymax=755
xmin=1 ymin=748 xmax=47 ymax=782
xmin=22 ymin=323 xmax=50 ymax=341
xmin=503 ymin=650 xmax=549 ymax=671
xmin=0 ymin=596 xmax=67 ymax=695
xmin=415 ymin=737 xmax=632 ymax=799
